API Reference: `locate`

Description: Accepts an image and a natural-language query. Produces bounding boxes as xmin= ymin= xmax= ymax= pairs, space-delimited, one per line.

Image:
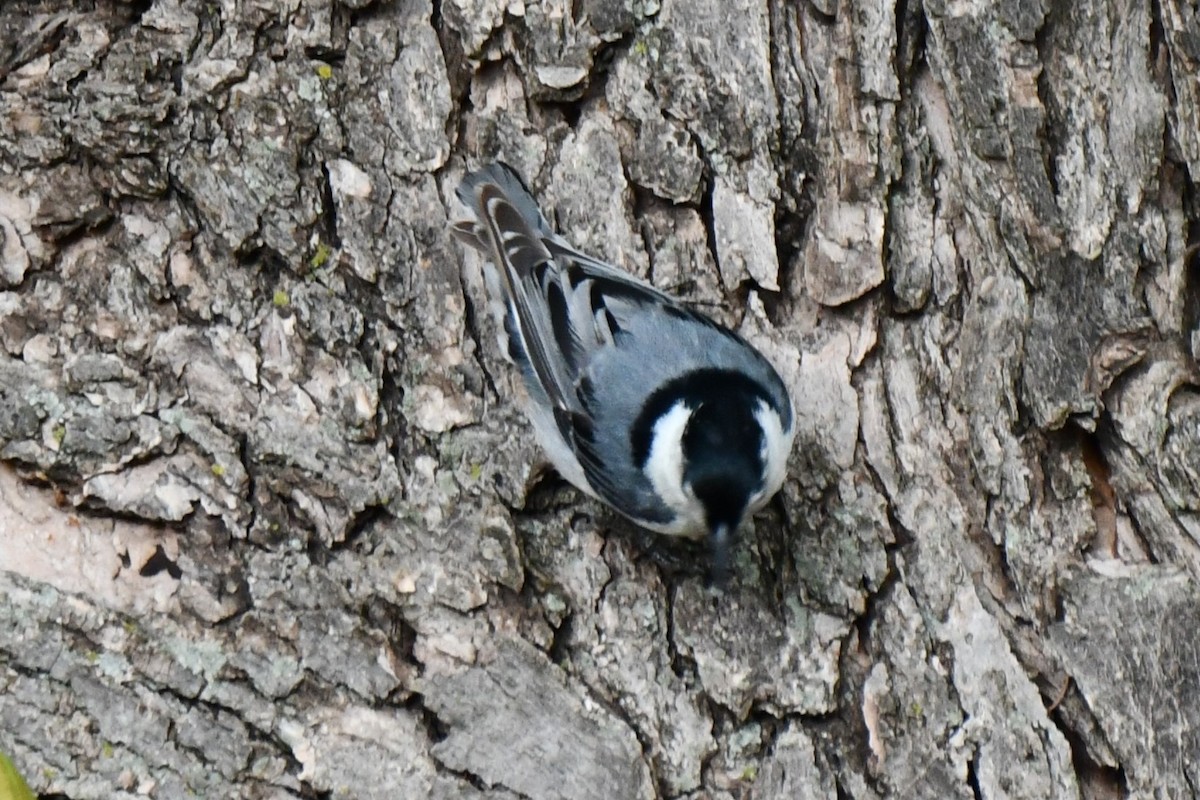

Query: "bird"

xmin=450 ymin=162 xmax=795 ymax=582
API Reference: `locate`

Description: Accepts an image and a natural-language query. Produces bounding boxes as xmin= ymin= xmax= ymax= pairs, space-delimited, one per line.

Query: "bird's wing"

xmin=452 ymin=164 xmax=690 ymax=445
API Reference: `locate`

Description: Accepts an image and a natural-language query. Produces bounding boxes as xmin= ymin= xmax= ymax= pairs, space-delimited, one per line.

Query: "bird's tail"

xmin=450 ymin=161 xmax=575 ymax=416
xmin=451 ymin=162 xmax=553 ymax=250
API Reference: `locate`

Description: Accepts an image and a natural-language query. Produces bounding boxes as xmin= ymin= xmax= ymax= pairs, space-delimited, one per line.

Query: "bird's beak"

xmin=708 ymin=523 xmax=733 ymax=587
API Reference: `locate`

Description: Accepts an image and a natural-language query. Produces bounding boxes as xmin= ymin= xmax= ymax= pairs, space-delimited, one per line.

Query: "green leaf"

xmin=0 ymin=750 xmax=37 ymax=800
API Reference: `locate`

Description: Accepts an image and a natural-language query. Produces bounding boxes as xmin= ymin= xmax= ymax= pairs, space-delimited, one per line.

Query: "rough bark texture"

xmin=1 ymin=0 xmax=1198 ymax=798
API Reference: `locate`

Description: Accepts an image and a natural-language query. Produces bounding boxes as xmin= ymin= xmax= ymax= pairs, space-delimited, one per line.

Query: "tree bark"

xmin=1 ymin=0 xmax=1198 ymax=798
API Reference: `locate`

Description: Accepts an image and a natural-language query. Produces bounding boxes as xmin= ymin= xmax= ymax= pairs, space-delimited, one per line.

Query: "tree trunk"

xmin=1 ymin=0 xmax=1198 ymax=797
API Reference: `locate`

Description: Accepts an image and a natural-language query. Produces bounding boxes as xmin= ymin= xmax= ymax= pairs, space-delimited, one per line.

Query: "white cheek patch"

xmin=643 ymin=401 xmax=707 ymax=535
xmin=750 ymin=401 xmax=794 ymax=513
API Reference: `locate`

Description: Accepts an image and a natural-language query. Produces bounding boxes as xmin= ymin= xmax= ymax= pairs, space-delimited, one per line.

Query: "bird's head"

xmin=639 ymin=369 xmax=794 ymax=584
xmin=680 ymin=392 xmax=770 ymax=585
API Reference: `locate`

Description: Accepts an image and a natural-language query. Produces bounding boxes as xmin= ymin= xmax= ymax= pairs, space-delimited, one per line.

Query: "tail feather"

xmin=455 ymin=162 xmax=553 ymax=239
xmin=455 ymin=163 xmax=577 ymax=429
xmin=448 ymin=220 xmax=490 ymax=257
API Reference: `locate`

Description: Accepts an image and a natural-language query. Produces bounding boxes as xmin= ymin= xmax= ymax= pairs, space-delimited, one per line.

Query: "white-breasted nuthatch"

xmin=451 ymin=162 xmax=795 ymax=582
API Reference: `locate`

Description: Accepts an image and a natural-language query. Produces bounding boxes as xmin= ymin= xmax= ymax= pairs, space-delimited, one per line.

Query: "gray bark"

xmin=1 ymin=0 xmax=1198 ymax=798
